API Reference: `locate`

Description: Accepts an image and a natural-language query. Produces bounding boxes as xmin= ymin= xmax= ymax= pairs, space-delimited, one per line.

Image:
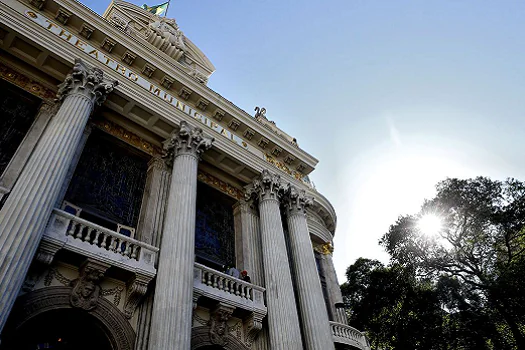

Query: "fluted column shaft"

xmin=247 ymin=170 xmax=303 ymax=350
xmin=149 ymin=121 xmax=213 ymax=350
xmin=135 ymin=157 xmax=171 ymax=350
xmin=318 ymin=252 xmax=347 ymax=324
xmin=285 ymin=186 xmax=334 ymax=350
xmin=0 ymin=59 xmax=117 ymax=333
xmin=233 ymin=200 xmax=264 ymax=286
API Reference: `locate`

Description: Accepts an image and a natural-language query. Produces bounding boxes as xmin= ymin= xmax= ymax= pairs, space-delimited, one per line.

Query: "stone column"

xmin=136 ymin=157 xmax=171 ymax=247
xmin=316 ymin=247 xmax=347 ymax=324
xmin=246 ymin=170 xmax=303 ymax=350
xmin=134 ymin=157 xmax=170 ymax=350
xmin=0 ymin=101 xmax=55 ymax=203
xmin=148 ymin=121 xmax=213 ymax=350
xmin=233 ymin=199 xmax=269 ymax=350
xmin=0 ymin=58 xmax=117 ymax=333
xmin=233 ymin=200 xmax=264 ymax=286
xmin=284 ymin=185 xmax=334 ymax=350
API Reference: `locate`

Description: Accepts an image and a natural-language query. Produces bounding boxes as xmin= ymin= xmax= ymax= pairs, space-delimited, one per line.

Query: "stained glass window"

xmin=65 ymin=129 xmax=149 ymax=230
xmin=195 ymin=182 xmax=236 ymax=269
xmin=0 ymin=79 xmax=40 ymax=176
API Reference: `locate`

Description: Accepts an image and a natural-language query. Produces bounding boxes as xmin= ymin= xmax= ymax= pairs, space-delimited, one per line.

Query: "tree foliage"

xmin=342 ymin=177 xmax=525 ymax=350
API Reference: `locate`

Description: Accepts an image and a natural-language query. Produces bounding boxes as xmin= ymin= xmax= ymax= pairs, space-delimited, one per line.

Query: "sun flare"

xmin=417 ymin=214 xmax=443 ymax=236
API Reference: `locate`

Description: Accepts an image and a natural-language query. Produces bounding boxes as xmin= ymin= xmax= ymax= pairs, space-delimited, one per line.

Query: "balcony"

xmin=42 ymin=209 xmax=158 ymax=277
xmin=330 ymin=321 xmax=371 ymax=350
xmin=193 ymin=263 xmax=266 ymax=314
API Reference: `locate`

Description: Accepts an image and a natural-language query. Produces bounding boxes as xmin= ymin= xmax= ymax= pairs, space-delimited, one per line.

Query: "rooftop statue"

xmin=147 ymin=17 xmax=186 ymax=53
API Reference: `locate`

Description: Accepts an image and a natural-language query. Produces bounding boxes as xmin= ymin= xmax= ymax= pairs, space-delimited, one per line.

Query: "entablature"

xmin=20 ymin=0 xmax=318 ymax=176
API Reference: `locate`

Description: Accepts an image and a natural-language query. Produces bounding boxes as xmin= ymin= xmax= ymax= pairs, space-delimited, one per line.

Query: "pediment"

xmin=102 ymin=0 xmax=215 ymax=84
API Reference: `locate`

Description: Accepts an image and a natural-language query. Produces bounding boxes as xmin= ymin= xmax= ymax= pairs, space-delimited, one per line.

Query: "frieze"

xmin=265 ymin=153 xmax=311 ymax=185
xmin=197 ymin=170 xmax=244 ymax=200
xmin=0 ymin=62 xmax=55 ymax=101
xmin=92 ymin=119 xmax=162 ymax=156
xmin=21 ymin=8 xmax=314 ymax=188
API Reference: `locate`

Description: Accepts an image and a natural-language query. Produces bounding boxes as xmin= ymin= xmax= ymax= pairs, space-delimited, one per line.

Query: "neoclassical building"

xmin=0 ymin=0 xmax=370 ymax=349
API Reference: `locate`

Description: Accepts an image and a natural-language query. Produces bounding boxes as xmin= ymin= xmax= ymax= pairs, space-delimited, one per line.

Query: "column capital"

xmin=245 ymin=169 xmax=287 ymax=203
xmin=162 ymin=121 xmax=214 ymax=165
xmin=56 ymin=58 xmax=118 ymax=107
xmin=283 ymin=184 xmax=314 ymax=216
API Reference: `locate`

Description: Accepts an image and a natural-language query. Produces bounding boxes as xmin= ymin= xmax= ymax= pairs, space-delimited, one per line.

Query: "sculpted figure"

xmin=70 ymin=266 xmax=104 ymax=311
xmin=149 ymin=17 xmax=186 ymax=51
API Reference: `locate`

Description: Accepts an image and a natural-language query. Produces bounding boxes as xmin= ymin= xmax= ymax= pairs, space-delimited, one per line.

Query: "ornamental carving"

xmin=0 ymin=62 xmax=56 ymax=100
xmin=56 ymin=58 xmax=118 ymax=107
xmin=209 ymin=303 xmax=235 ymax=346
xmin=313 ymin=242 xmax=334 ymax=256
xmin=146 ymin=17 xmax=186 ymax=60
xmin=163 ymin=121 xmax=214 ymax=164
xmin=69 ymin=260 xmax=109 ymax=311
xmin=197 ymin=170 xmax=244 ymax=200
xmin=123 ymin=275 xmax=151 ymax=318
xmin=92 ymin=119 xmax=162 ymax=156
xmin=245 ymin=169 xmax=287 ymax=202
xmin=284 ymin=185 xmax=314 ymax=216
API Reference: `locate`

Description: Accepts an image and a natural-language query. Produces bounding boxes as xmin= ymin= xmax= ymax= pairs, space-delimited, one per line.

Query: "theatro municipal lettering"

xmin=23 ymin=10 xmax=263 ymax=158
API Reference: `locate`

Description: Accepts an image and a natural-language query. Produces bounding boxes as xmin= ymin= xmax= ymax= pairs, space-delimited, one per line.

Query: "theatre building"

xmin=0 ymin=0 xmax=370 ymax=349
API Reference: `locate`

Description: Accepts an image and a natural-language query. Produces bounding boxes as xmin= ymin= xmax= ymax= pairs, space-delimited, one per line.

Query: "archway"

xmin=1 ymin=287 xmax=135 ymax=350
xmin=1 ymin=308 xmax=112 ymax=350
xmin=191 ymin=326 xmax=249 ymax=350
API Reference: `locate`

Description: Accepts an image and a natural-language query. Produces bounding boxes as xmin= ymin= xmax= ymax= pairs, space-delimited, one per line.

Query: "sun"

xmin=417 ymin=214 xmax=443 ymax=236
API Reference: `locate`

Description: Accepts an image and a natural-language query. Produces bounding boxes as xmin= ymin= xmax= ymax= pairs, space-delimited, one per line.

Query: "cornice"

xmin=49 ymin=0 xmax=318 ymax=171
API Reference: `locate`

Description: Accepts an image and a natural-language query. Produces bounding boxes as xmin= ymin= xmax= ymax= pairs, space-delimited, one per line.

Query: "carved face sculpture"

xmin=80 ymin=280 xmax=96 ymax=298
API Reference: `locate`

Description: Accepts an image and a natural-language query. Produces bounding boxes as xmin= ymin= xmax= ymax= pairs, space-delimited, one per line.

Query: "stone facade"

xmin=0 ymin=0 xmax=370 ymax=349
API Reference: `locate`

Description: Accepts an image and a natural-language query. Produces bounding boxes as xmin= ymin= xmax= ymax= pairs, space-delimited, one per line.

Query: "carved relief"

xmin=146 ymin=17 xmax=186 ymax=60
xmin=92 ymin=119 xmax=162 ymax=156
xmin=123 ymin=275 xmax=150 ymax=318
xmin=313 ymin=242 xmax=334 ymax=255
xmin=209 ymin=304 xmax=235 ymax=346
xmin=0 ymin=62 xmax=55 ymax=100
xmin=197 ymin=170 xmax=244 ymax=200
xmin=69 ymin=260 xmax=109 ymax=311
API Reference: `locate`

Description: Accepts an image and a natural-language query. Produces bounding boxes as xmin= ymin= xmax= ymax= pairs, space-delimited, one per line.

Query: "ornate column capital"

xmin=162 ymin=121 xmax=214 ymax=165
xmin=56 ymin=58 xmax=118 ymax=107
xmin=283 ymin=184 xmax=314 ymax=216
xmin=245 ymin=169 xmax=287 ymax=203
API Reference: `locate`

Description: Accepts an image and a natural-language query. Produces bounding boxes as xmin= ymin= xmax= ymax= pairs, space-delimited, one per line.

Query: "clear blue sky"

xmin=83 ymin=0 xmax=525 ymax=281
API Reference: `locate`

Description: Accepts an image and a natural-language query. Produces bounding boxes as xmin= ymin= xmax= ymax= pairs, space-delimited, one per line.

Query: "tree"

xmin=342 ymin=177 xmax=525 ymax=349
xmin=380 ymin=177 xmax=525 ymax=349
xmin=342 ymin=258 xmax=446 ymax=350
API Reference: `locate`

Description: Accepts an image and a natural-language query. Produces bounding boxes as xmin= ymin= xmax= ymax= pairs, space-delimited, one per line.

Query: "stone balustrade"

xmin=43 ymin=209 xmax=158 ymax=276
xmin=330 ymin=321 xmax=371 ymax=350
xmin=193 ymin=262 xmax=266 ymax=315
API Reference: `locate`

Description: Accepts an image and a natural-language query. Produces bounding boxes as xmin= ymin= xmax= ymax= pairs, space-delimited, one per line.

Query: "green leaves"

xmin=343 ymin=177 xmax=525 ymax=350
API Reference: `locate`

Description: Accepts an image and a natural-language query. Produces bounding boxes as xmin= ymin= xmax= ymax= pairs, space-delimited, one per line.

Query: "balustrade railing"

xmin=44 ymin=209 xmax=157 ymax=275
xmin=194 ymin=262 xmax=266 ymax=313
xmin=330 ymin=321 xmax=370 ymax=349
